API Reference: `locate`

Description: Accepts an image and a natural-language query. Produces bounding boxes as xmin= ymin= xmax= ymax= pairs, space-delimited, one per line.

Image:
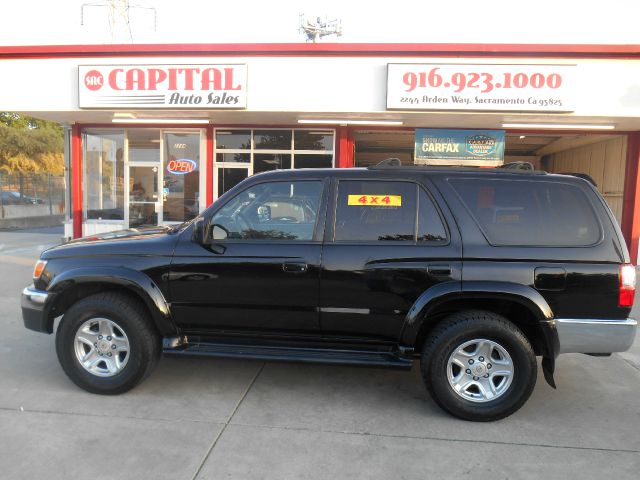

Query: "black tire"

xmin=55 ymin=292 xmax=161 ymax=395
xmin=421 ymin=310 xmax=537 ymax=422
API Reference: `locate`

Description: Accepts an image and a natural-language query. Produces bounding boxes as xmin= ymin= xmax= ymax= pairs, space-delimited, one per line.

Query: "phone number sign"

xmin=387 ymin=63 xmax=575 ymax=112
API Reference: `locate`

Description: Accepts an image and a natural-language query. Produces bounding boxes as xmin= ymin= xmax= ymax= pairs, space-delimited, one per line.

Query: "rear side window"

xmin=449 ymin=178 xmax=602 ymax=247
xmin=334 ymin=180 xmax=447 ymax=243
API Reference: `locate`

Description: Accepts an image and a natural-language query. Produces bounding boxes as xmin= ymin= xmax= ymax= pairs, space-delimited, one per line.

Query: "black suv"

xmin=21 ymin=166 xmax=637 ymax=421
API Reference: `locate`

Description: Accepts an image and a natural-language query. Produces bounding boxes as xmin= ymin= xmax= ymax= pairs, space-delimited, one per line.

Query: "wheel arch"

xmin=401 ymin=281 xmax=558 ymax=361
xmin=45 ymin=267 xmax=176 ymax=336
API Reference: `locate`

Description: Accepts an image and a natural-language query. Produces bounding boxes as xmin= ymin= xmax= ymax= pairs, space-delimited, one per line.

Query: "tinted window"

xmin=211 ymin=181 xmax=322 ymax=241
xmin=254 ymin=154 xmax=291 ymax=173
xmin=418 ymin=188 xmax=448 ymax=243
xmin=334 ymin=181 xmax=417 ymax=242
xmin=217 ymin=168 xmax=248 ymax=196
xmin=295 ymin=154 xmax=333 ymax=169
xmin=254 ymin=130 xmax=292 ymax=150
xmin=215 ymin=130 xmax=251 ymax=150
xmin=449 ymin=178 xmax=601 ymax=246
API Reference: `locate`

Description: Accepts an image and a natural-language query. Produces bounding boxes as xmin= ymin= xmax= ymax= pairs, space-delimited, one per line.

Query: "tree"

xmin=0 ymin=113 xmax=64 ymax=175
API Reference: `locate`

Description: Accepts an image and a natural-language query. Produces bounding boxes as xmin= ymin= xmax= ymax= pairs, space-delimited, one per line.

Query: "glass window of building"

xmin=214 ymin=129 xmax=334 ymax=197
xmin=83 ymin=130 xmax=125 ymax=220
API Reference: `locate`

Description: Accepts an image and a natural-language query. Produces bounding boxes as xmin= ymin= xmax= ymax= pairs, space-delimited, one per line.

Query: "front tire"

xmin=55 ymin=292 xmax=161 ymax=394
xmin=421 ymin=310 xmax=537 ymax=421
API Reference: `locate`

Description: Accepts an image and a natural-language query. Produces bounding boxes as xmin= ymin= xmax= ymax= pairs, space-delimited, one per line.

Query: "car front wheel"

xmin=55 ymin=292 xmax=161 ymax=394
xmin=421 ymin=310 xmax=537 ymax=421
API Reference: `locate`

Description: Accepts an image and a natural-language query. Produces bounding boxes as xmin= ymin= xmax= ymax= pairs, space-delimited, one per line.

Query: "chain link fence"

xmin=0 ymin=173 xmax=66 ymax=223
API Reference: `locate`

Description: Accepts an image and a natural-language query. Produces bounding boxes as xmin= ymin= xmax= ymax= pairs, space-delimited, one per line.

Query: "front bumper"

xmin=22 ymin=286 xmax=52 ymax=333
xmin=556 ymin=318 xmax=637 ymax=354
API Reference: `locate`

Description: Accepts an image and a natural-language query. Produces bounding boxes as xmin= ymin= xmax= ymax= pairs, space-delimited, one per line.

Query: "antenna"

xmin=81 ymin=0 xmax=157 ymax=43
xmin=299 ymin=14 xmax=342 ymax=43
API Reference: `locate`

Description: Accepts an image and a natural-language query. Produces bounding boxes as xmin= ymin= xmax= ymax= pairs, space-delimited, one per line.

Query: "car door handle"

xmin=428 ymin=265 xmax=452 ymax=276
xmin=282 ymin=262 xmax=308 ymax=273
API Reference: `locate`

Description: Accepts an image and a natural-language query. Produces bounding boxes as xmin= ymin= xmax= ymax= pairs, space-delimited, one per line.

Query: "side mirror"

xmin=211 ymin=224 xmax=229 ymax=241
xmin=191 ymin=217 xmax=205 ymax=244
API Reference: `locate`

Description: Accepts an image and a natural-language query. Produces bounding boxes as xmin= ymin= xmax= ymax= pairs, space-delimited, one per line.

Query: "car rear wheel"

xmin=421 ymin=310 xmax=537 ymax=421
xmin=55 ymin=292 xmax=161 ymax=394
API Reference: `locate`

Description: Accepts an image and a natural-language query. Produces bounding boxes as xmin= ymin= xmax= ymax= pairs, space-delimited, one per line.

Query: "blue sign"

xmin=415 ymin=129 xmax=505 ymax=165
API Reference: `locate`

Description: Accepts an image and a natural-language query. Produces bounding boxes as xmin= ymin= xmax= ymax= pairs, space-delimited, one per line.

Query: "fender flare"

xmin=46 ymin=266 xmax=176 ymax=336
xmin=400 ymin=281 xmax=559 ymax=364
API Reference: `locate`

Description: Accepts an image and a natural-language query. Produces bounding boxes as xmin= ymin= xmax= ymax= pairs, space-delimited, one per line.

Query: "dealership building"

xmin=2 ymin=43 xmax=640 ymax=261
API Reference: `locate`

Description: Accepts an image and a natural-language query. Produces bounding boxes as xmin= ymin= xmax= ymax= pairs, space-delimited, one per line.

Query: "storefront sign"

xmin=79 ymin=64 xmax=247 ymax=109
xmin=415 ymin=129 xmax=505 ymax=166
xmin=388 ymin=63 xmax=575 ymax=112
xmin=167 ymin=158 xmax=197 ymax=174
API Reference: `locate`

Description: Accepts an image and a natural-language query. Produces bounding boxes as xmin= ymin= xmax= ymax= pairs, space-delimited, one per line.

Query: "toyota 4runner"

xmin=22 ymin=165 xmax=637 ymax=421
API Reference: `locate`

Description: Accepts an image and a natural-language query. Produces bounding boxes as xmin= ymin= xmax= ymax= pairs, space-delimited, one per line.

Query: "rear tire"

xmin=55 ymin=292 xmax=161 ymax=394
xmin=421 ymin=310 xmax=537 ymax=421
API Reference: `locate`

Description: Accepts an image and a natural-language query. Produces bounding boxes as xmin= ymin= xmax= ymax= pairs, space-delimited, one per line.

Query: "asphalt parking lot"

xmin=1 ymin=227 xmax=639 ymax=479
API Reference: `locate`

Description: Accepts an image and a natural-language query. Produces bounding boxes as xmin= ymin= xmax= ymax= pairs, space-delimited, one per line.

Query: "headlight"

xmin=33 ymin=260 xmax=48 ymax=280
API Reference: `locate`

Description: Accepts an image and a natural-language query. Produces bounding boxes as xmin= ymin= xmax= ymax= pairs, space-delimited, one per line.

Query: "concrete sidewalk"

xmin=1 ymin=228 xmax=639 ymax=479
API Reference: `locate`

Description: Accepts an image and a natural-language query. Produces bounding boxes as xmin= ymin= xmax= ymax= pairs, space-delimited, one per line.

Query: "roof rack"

xmin=368 ymin=158 xmax=543 ymax=174
xmin=374 ymin=157 xmax=402 ymax=167
xmin=558 ymin=172 xmax=598 ymax=187
xmin=498 ymin=161 xmax=535 ymax=171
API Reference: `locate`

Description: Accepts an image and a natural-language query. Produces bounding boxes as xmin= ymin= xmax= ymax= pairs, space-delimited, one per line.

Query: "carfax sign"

xmin=415 ymin=129 xmax=505 ymax=166
xmin=79 ymin=64 xmax=247 ymax=109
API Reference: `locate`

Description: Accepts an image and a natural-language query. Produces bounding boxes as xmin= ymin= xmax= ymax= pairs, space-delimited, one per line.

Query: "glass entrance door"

xmin=163 ymin=132 xmax=201 ymax=223
xmin=128 ymin=164 xmax=160 ymax=227
xmin=126 ymin=129 xmax=162 ymax=228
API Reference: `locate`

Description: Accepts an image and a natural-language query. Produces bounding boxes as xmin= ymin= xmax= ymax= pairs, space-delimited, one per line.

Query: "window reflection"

xmin=211 ymin=181 xmax=322 ymax=241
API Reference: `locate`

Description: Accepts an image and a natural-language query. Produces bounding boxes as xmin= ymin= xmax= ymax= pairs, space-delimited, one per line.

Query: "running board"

xmin=163 ymin=342 xmax=413 ymax=370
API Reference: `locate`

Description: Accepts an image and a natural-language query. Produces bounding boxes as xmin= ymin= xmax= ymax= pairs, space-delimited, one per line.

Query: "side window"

xmin=449 ymin=178 xmax=602 ymax=246
xmin=210 ymin=181 xmax=322 ymax=241
xmin=417 ymin=188 xmax=448 ymax=243
xmin=334 ymin=181 xmax=417 ymax=242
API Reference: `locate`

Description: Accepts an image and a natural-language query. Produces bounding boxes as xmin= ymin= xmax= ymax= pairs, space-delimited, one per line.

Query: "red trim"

xmin=206 ymin=125 xmax=214 ymax=207
xmin=71 ymin=124 xmax=83 ymax=239
xmin=3 ymin=43 xmax=640 ymax=59
xmin=336 ymin=127 xmax=355 ymax=168
xmin=622 ymin=133 xmax=640 ymax=265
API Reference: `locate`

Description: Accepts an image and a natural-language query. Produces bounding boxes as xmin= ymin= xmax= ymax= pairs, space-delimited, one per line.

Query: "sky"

xmin=1 ymin=0 xmax=640 ymax=45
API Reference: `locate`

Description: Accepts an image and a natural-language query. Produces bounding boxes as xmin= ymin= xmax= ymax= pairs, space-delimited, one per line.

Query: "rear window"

xmin=449 ymin=178 xmax=602 ymax=247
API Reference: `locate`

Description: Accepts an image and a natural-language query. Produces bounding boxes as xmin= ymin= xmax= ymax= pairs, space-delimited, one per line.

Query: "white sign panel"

xmin=79 ymin=64 xmax=247 ymax=109
xmin=387 ymin=63 xmax=575 ymax=112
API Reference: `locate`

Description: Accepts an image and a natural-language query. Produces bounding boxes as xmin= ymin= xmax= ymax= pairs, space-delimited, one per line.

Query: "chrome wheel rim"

xmin=446 ymin=338 xmax=514 ymax=403
xmin=73 ymin=318 xmax=130 ymax=377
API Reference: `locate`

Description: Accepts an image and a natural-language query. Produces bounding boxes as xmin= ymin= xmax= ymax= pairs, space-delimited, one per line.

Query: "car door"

xmin=319 ymin=176 xmax=462 ymax=341
xmin=170 ymin=177 xmax=328 ymax=334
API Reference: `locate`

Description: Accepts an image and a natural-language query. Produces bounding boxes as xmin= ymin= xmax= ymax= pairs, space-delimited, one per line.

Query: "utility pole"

xmin=299 ymin=15 xmax=342 ymax=43
xmin=81 ymin=0 xmax=157 ymax=43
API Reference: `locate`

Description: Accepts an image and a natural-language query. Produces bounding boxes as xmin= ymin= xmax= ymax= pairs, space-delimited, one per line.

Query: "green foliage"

xmin=0 ymin=113 xmax=64 ymax=174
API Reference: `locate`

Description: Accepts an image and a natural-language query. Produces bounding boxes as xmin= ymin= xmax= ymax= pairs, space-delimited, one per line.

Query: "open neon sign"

xmin=167 ymin=158 xmax=197 ymax=175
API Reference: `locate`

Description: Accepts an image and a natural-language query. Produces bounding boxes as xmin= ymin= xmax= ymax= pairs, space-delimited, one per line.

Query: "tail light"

xmin=619 ymin=264 xmax=636 ymax=308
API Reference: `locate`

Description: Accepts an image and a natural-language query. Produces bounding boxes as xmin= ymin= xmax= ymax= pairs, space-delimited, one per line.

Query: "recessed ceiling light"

xmin=112 ymin=118 xmax=209 ymax=124
xmin=502 ymin=123 xmax=615 ymax=130
xmin=298 ymin=119 xmax=403 ymax=126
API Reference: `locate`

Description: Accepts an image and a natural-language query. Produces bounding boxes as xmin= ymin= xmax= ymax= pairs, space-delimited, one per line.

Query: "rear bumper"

xmin=21 ymin=286 xmax=52 ymax=333
xmin=556 ymin=318 xmax=637 ymax=354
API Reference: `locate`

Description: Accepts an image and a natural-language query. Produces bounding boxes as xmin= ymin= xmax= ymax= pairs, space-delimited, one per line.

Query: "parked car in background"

xmin=1 ymin=191 xmax=31 ymax=205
